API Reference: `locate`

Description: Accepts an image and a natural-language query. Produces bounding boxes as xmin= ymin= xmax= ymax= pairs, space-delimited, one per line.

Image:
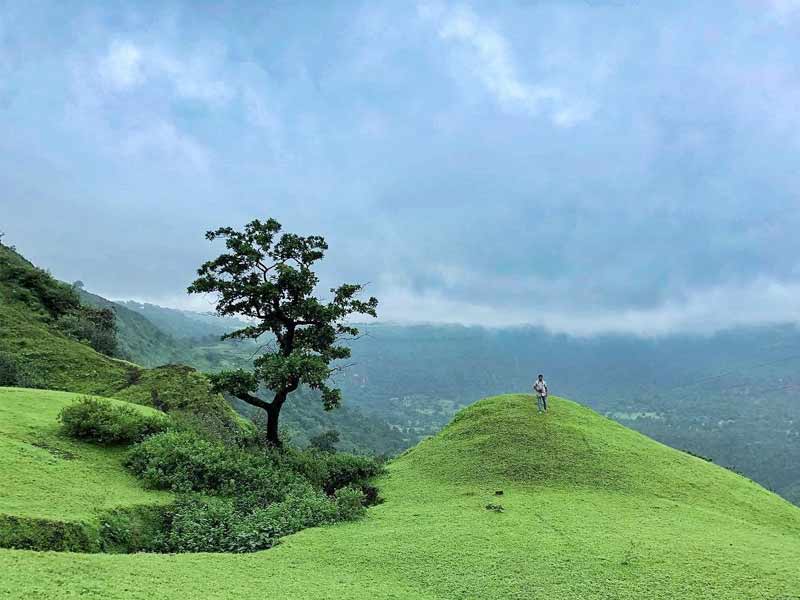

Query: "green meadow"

xmin=2 ymin=390 xmax=798 ymax=599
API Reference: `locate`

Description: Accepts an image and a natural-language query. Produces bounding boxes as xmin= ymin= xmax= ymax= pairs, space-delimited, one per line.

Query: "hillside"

xmin=0 ymin=243 xmax=407 ymax=455
xmin=0 ymin=242 xmax=241 ymax=426
xmin=77 ymin=289 xmax=185 ymax=367
xmin=2 ymin=393 xmax=798 ymax=599
xmin=118 ymin=300 xmax=247 ymax=341
xmin=0 ymin=388 xmax=171 ymax=551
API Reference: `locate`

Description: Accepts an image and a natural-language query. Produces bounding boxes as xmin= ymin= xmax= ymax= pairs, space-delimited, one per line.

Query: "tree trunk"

xmin=264 ymin=391 xmax=287 ymax=447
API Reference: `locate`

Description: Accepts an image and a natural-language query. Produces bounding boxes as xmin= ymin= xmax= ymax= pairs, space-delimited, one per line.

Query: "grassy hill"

xmin=0 ymin=242 xmax=244 ymax=428
xmin=0 ymin=388 xmax=171 ymax=552
xmin=2 ymin=392 xmax=798 ymax=599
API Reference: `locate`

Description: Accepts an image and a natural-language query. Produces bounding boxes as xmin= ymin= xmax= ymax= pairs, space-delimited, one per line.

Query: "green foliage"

xmin=59 ymin=396 xmax=167 ymax=445
xmin=0 ymin=244 xmax=119 ymax=358
xmin=0 ymin=514 xmax=98 ymax=552
xmin=77 ymin=288 xmax=186 ymax=367
xmin=309 ymin=429 xmax=339 ymax=453
xmin=188 ymin=218 xmax=378 ymax=445
xmin=125 ymin=430 xmax=292 ymax=502
xmin=0 ymin=352 xmax=19 ymax=386
xmin=56 ymin=305 xmax=119 ymax=357
xmin=0 ymin=249 xmax=80 ymax=319
xmin=97 ymin=505 xmax=168 ymax=554
xmin=154 ymin=489 xmax=346 ymax=554
xmin=121 ymin=424 xmax=381 ymax=553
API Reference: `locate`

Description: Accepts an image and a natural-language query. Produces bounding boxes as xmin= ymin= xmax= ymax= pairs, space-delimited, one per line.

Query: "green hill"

xmin=0 ymin=388 xmax=171 ymax=552
xmin=76 ymin=289 xmax=185 ymax=367
xmin=118 ymin=300 xmax=247 ymax=341
xmin=0 ymin=242 xmax=243 ymax=427
xmin=2 ymin=393 xmax=798 ymax=599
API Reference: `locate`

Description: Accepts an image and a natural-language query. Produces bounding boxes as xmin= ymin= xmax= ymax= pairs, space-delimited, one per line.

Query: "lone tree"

xmin=188 ymin=218 xmax=378 ymax=446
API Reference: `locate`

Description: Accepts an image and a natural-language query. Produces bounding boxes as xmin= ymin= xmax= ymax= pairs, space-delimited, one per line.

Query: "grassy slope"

xmin=77 ymin=289 xmax=185 ymax=367
xmin=0 ymin=244 xmax=241 ymax=424
xmin=0 ymin=388 xmax=170 ymax=523
xmin=2 ymin=394 xmax=799 ymax=599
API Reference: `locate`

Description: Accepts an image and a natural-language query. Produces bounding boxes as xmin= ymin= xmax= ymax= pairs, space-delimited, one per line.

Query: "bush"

xmin=121 ymin=428 xmax=382 ymax=553
xmin=55 ymin=306 xmax=118 ymax=357
xmin=309 ymin=429 xmax=340 ymax=453
xmin=59 ymin=397 xmax=167 ymax=445
xmin=0 ymin=352 xmax=19 ymax=386
xmin=125 ymin=430 xmax=293 ymax=503
xmin=0 ymin=258 xmax=80 ymax=319
xmin=291 ymin=450 xmax=384 ymax=498
xmin=0 ymin=352 xmax=44 ymax=389
xmin=155 ymin=487 xmax=349 ymax=554
xmin=334 ymin=486 xmax=367 ymax=520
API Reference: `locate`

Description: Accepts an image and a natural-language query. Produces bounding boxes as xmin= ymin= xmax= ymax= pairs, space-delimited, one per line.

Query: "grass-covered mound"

xmin=0 ymin=388 xmax=171 ymax=551
xmin=2 ymin=393 xmax=799 ymax=599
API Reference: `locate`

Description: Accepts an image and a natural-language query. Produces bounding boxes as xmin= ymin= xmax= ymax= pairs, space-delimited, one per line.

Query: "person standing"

xmin=533 ymin=374 xmax=548 ymax=413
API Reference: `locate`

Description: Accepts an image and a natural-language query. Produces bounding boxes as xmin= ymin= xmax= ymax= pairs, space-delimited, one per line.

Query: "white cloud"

xmin=97 ymin=39 xmax=233 ymax=104
xmin=422 ymin=3 xmax=593 ymax=127
xmin=376 ymin=278 xmax=800 ymax=337
xmin=98 ymin=40 xmax=144 ymax=89
xmin=766 ymin=0 xmax=800 ymax=20
xmin=121 ymin=120 xmax=209 ymax=169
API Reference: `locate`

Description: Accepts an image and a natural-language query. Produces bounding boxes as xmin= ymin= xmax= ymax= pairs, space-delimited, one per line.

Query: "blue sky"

xmin=2 ymin=0 xmax=800 ymax=335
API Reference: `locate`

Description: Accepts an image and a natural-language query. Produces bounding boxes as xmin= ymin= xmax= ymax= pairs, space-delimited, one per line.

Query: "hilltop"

xmin=1 ymin=392 xmax=798 ymax=599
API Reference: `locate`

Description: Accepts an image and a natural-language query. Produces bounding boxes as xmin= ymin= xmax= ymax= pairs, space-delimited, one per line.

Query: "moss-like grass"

xmin=1 ymin=393 xmax=799 ymax=598
xmin=0 ymin=387 xmax=171 ymax=550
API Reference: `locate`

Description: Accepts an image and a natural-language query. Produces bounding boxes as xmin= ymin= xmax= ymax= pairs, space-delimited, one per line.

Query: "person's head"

xmin=538 ymin=374 xmax=543 ymax=380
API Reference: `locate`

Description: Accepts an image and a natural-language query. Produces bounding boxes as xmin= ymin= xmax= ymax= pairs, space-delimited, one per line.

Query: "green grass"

xmin=0 ymin=388 xmax=171 ymax=534
xmin=2 ymin=393 xmax=799 ymax=598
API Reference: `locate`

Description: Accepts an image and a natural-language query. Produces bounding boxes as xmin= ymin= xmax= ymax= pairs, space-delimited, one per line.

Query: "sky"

xmin=2 ymin=0 xmax=800 ymax=336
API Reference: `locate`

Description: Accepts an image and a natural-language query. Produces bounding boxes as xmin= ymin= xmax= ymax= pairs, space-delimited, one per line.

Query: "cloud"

xmin=97 ymin=39 xmax=233 ymax=104
xmin=121 ymin=120 xmax=209 ymax=169
xmin=377 ymin=278 xmax=800 ymax=337
xmin=421 ymin=2 xmax=593 ymax=127
xmin=98 ymin=40 xmax=144 ymax=89
xmin=765 ymin=0 xmax=800 ymax=21
xmin=4 ymin=1 xmax=800 ymax=338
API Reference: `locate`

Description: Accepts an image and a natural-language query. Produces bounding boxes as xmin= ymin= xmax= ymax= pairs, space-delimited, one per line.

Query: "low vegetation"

xmin=2 ymin=387 xmax=382 ymax=554
xmin=59 ymin=396 xmax=168 ymax=445
xmin=2 ymin=392 xmax=799 ymax=598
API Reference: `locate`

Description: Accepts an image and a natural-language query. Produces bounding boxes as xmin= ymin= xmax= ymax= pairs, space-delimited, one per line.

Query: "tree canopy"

xmin=188 ymin=218 xmax=378 ymax=445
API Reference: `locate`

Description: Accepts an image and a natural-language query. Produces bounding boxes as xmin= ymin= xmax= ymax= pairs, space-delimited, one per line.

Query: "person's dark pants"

xmin=537 ymin=395 xmax=548 ymax=412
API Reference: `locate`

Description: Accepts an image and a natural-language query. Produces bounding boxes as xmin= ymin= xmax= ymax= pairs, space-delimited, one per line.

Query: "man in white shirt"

xmin=533 ymin=374 xmax=548 ymax=413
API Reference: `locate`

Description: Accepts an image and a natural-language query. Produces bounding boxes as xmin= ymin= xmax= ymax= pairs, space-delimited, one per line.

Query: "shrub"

xmin=334 ymin=486 xmax=367 ymax=520
xmin=309 ymin=429 xmax=340 ymax=453
xmin=122 ymin=428 xmax=382 ymax=553
xmin=55 ymin=306 xmax=119 ymax=357
xmin=312 ymin=452 xmax=384 ymax=498
xmin=0 ymin=258 xmax=80 ymax=319
xmin=97 ymin=506 xmax=167 ymax=554
xmin=155 ymin=487 xmax=350 ymax=554
xmin=0 ymin=352 xmax=19 ymax=386
xmin=0 ymin=353 xmax=45 ymax=389
xmin=59 ymin=397 xmax=167 ymax=445
xmin=125 ymin=430 xmax=293 ymax=502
